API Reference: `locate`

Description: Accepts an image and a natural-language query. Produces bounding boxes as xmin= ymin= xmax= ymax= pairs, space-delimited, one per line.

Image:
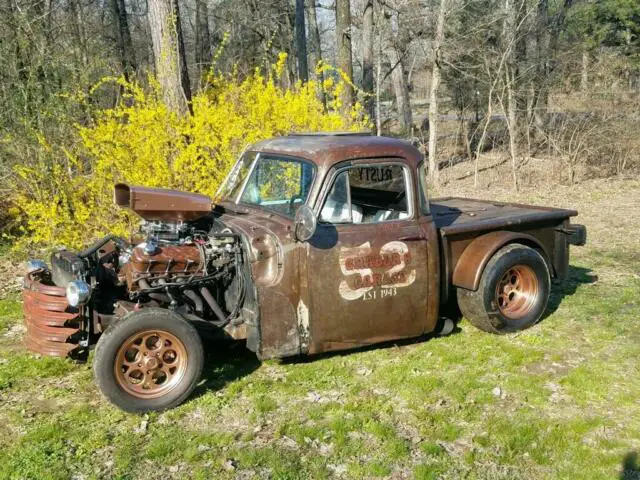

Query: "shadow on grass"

xmin=545 ymin=265 xmax=597 ymax=318
xmin=191 ymin=340 xmax=261 ymax=399
xmin=188 ymin=265 xmax=593 ymax=397
xmin=191 ymin=323 xmax=463 ymax=388
xmin=282 ymin=322 xmax=463 ymax=366
xmin=620 ymin=451 xmax=640 ymax=480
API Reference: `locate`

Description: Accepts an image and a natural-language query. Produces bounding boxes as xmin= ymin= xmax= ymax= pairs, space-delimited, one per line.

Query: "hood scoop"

xmin=114 ymin=183 xmax=212 ymax=222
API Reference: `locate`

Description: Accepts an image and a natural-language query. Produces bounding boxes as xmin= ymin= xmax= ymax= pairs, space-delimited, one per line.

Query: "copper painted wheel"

xmin=114 ymin=329 xmax=188 ymax=399
xmin=495 ymin=264 xmax=540 ymax=320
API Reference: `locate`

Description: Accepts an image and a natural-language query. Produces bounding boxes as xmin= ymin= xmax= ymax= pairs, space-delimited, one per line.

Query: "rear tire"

xmin=457 ymin=243 xmax=550 ymax=334
xmin=94 ymin=308 xmax=204 ymax=413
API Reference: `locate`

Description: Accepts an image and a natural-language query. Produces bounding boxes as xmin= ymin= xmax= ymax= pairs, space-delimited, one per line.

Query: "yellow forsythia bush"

xmin=13 ymin=56 xmax=370 ymax=250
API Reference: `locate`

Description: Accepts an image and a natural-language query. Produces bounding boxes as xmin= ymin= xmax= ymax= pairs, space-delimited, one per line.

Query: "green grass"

xmin=0 ymin=296 xmax=21 ymax=331
xmin=1 ymin=190 xmax=639 ymax=479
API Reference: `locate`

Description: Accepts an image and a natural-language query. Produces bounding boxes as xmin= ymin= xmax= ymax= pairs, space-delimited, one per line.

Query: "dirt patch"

xmin=0 ymin=256 xmax=23 ymax=299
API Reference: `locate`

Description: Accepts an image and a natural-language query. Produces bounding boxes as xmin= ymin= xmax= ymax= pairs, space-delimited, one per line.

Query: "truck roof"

xmin=251 ymin=134 xmax=424 ymax=169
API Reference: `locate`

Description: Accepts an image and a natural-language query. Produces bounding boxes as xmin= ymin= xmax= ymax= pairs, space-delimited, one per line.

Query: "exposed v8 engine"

xmin=117 ymin=220 xmax=245 ymax=326
xmin=22 ymin=183 xmax=249 ymax=359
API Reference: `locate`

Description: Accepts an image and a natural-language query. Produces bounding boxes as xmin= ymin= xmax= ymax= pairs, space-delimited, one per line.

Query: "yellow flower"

xmin=13 ymin=56 xmax=369 ymax=250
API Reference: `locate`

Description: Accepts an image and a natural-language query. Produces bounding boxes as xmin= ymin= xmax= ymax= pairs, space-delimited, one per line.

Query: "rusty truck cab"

xmin=215 ymin=134 xmax=441 ymax=360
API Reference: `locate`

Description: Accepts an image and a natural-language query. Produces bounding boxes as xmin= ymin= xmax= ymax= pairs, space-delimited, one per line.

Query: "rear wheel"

xmin=457 ymin=243 xmax=550 ymax=334
xmin=94 ymin=308 xmax=204 ymax=413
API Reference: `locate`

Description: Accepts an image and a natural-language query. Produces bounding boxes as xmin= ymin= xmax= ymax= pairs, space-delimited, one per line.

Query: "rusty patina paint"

xmin=22 ymin=134 xmax=585 ymax=361
xmin=211 ymin=138 xmax=437 ymax=358
xmin=216 ymin=210 xmax=303 ymax=359
xmin=432 ymin=197 xmax=578 ymax=301
xmin=452 ymin=231 xmax=550 ymax=291
xmin=213 ymin=137 xmax=582 ymax=358
xmin=23 ymin=271 xmax=81 ymax=357
xmin=114 ymin=183 xmax=211 ymax=222
xmin=122 ymin=244 xmax=205 ymax=291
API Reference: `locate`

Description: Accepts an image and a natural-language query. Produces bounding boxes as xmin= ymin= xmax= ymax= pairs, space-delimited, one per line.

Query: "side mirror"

xmin=294 ymin=205 xmax=317 ymax=242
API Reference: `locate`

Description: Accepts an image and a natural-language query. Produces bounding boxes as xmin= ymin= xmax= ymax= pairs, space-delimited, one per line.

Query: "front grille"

xmin=23 ymin=271 xmax=82 ymax=357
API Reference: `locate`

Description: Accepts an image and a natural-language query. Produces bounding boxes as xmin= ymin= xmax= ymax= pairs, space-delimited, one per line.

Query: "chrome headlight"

xmin=25 ymin=260 xmax=48 ymax=274
xmin=66 ymin=280 xmax=91 ymax=307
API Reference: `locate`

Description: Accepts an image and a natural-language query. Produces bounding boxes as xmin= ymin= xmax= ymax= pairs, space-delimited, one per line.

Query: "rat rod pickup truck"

xmin=22 ymin=134 xmax=586 ymax=412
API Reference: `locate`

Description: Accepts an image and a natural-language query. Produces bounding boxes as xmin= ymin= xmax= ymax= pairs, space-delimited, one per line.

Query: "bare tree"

xmin=427 ymin=0 xmax=447 ymax=184
xmin=474 ymin=56 xmax=506 ymax=188
xmin=385 ymin=9 xmax=412 ymax=132
xmin=502 ymin=0 xmax=523 ymax=190
xmin=307 ymin=0 xmax=326 ymax=105
xmin=111 ymin=0 xmax=136 ymax=79
xmin=336 ymin=0 xmax=354 ymax=108
xmin=69 ymin=0 xmax=88 ymax=68
xmin=148 ymin=0 xmax=192 ymax=115
xmin=580 ymin=49 xmax=588 ymax=92
xmin=295 ymin=0 xmax=308 ymax=82
xmin=195 ymin=0 xmax=211 ymax=81
xmin=362 ymin=0 xmax=375 ymax=119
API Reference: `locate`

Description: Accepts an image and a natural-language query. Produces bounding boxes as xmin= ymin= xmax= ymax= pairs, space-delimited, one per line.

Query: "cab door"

xmin=304 ymin=159 xmax=430 ymax=354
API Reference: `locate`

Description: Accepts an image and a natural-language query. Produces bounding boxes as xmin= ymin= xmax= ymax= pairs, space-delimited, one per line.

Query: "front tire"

xmin=457 ymin=243 xmax=550 ymax=334
xmin=93 ymin=308 xmax=204 ymax=413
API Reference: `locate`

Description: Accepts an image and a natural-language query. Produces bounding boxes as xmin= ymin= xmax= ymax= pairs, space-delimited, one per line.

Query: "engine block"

xmin=121 ymin=244 xmax=205 ymax=290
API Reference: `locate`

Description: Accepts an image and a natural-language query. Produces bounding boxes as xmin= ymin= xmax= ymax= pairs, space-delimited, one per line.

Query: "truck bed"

xmin=431 ymin=197 xmax=577 ymax=236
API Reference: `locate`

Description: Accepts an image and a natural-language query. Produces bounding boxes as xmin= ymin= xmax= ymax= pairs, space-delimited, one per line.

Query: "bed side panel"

xmin=449 ymin=226 xmax=562 ymax=292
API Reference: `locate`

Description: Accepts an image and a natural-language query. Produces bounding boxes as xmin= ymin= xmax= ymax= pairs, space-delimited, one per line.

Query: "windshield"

xmin=218 ymin=152 xmax=315 ymax=218
xmin=216 ymin=151 xmax=258 ymax=202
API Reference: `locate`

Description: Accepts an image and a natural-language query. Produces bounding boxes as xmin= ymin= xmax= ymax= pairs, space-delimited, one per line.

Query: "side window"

xmin=320 ymin=164 xmax=411 ymax=224
xmin=320 ymin=171 xmax=351 ymax=223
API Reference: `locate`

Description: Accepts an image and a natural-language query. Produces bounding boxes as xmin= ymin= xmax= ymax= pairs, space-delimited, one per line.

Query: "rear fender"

xmin=452 ymin=231 xmax=550 ymax=291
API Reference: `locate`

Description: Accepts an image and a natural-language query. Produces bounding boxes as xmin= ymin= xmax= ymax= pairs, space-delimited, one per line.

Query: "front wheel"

xmin=457 ymin=243 xmax=550 ymax=334
xmin=93 ymin=308 xmax=204 ymax=413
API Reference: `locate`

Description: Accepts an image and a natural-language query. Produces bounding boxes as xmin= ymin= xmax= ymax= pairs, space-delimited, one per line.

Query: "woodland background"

xmin=0 ymin=2 xmax=640 ymax=478
xmin=0 ymin=0 xmax=639 ymax=249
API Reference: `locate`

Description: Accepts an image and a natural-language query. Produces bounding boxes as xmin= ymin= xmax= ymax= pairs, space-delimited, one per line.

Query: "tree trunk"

xmin=282 ymin=2 xmax=297 ymax=89
xmin=362 ymin=0 xmax=375 ymax=120
xmin=428 ymin=0 xmax=446 ymax=184
xmin=295 ymin=0 xmax=308 ymax=82
xmin=514 ymin=2 xmax=527 ymax=139
xmin=505 ymin=64 xmax=519 ymax=190
xmin=527 ymin=0 xmax=549 ymax=130
xmin=148 ymin=0 xmax=192 ymax=115
xmin=376 ymin=51 xmax=382 ymax=135
xmin=580 ymin=49 xmax=588 ymax=92
xmin=195 ymin=0 xmax=211 ymax=81
xmin=69 ymin=0 xmax=88 ymax=67
xmin=387 ymin=47 xmax=411 ymax=131
xmin=386 ymin=11 xmax=412 ymax=132
xmin=307 ymin=0 xmax=326 ymax=106
xmin=335 ymin=0 xmax=354 ymax=108
xmin=503 ymin=0 xmax=519 ymax=190
xmin=111 ymin=0 xmax=136 ymax=79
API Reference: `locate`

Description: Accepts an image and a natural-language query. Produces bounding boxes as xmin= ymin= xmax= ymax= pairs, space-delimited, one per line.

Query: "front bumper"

xmin=23 ymin=271 xmax=82 ymax=357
